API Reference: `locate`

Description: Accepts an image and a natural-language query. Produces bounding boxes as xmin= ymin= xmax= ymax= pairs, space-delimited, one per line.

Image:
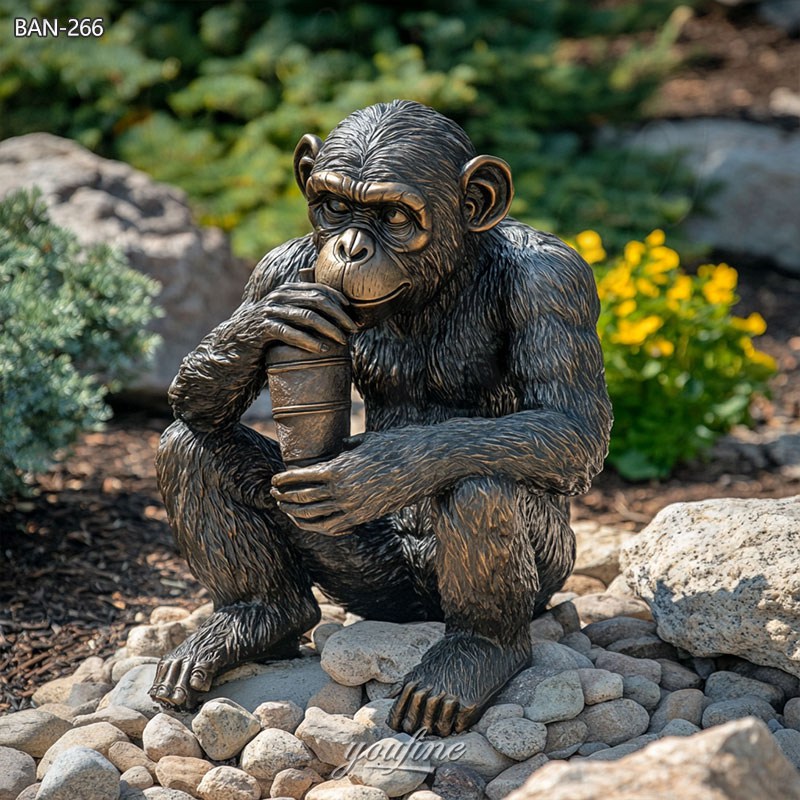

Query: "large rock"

xmin=0 ymin=745 xmax=36 ymax=800
xmin=38 ymin=722 xmax=128 ymax=779
xmin=572 ymin=521 xmax=636 ymax=585
xmin=0 ymin=709 xmax=73 ymax=758
xmin=191 ymin=699 xmax=261 ymax=760
xmin=506 ymin=717 xmax=800 ymax=799
xmin=620 ymin=496 xmax=800 ymax=677
xmin=239 ymin=728 xmax=315 ymax=784
xmin=204 ymin=658 xmax=330 ymax=711
xmin=0 ymin=133 xmax=251 ymax=398
xmin=100 ymin=665 xmax=162 ymax=719
xmin=320 ymin=621 xmax=444 ymax=686
xmin=36 ymin=747 xmax=120 ymax=800
xmin=623 ymin=119 xmax=800 ymax=275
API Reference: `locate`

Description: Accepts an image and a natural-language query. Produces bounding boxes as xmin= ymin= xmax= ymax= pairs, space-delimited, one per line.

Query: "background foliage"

xmin=0 ymin=0 xmax=699 ymax=260
xmin=0 ymin=189 xmax=161 ymax=499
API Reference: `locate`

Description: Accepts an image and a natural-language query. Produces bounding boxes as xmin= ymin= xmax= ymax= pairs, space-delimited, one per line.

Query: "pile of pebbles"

xmin=2 ymin=589 xmax=800 ymax=800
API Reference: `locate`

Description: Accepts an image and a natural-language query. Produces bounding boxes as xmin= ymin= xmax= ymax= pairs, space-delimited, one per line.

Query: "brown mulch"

xmin=649 ymin=3 xmax=800 ymax=125
xmin=2 ymin=4 xmax=799 ymax=715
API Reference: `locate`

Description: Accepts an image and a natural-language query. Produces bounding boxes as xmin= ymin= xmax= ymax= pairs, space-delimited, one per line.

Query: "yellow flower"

xmin=700 ymin=262 xmax=738 ymax=305
xmin=599 ymin=265 xmax=636 ymax=299
xmin=702 ymin=282 xmax=735 ymax=305
xmin=647 ymin=338 xmax=675 ymax=357
xmin=697 ymin=264 xmax=714 ymax=279
xmin=636 ymin=277 xmax=660 ymax=298
xmin=751 ymin=349 xmax=777 ymax=371
xmin=732 ymin=312 xmax=767 ymax=336
xmin=576 ymin=230 xmax=606 ymax=265
xmin=616 ymin=299 xmax=637 ymax=317
xmin=612 ymin=315 xmax=663 ymax=346
xmin=711 ymin=263 xmax=738 ymax=290
xmin=645 ymin=229 xmax=665 ymax=247
xmin=740 ymin=336 xmax=777 ymax=370
xmin=666 ymin=275 xmax=692 ymax=309
xmin=624 ymin=240 xmax=645 ymax=267
xmin=577 ymin=230 xmax=602 ymax=250
xmin=645 ymin=246 xmax=680 ymax=274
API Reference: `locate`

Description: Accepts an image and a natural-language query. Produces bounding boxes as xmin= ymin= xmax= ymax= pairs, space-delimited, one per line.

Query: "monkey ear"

xmin=293 ymin=134 xmax=323 ymax=197
xmin=460 ymin=155 xmax=514 ymax=232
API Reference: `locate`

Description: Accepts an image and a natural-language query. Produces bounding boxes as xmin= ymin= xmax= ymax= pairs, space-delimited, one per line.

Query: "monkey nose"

xmin=335 ymin=228 xmax=375 ymax=265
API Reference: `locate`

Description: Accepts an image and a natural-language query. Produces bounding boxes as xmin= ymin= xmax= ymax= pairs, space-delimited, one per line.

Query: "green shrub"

xmin=0 ymin=189 xmax=161 ymax=498
xmin=571 ymin=229 xmax=776 ymax=479
xmin=0 ymin=0 xmax=698 ymax=260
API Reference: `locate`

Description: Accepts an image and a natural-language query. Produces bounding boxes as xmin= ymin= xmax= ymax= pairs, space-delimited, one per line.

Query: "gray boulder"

xmin=623 ymin=119 xmax=800 ymax=275
xmin=0 ymin=133 xmax=251 ymax=400
xmin=620 ymin=496 xmax=800 ymax=678
xmin=505 ymin=717 xmax=800 ymax=799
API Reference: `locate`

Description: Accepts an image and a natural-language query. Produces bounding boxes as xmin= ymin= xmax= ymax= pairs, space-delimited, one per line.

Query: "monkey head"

xmin=293 ymin=101 xmax=514 ymax=327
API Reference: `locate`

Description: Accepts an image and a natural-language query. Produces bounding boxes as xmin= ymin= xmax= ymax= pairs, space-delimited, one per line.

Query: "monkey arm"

xmin=346 ymin=311 xmax=611 ymax=502
xmin=168 ymin=237 xmax=317 ymax=432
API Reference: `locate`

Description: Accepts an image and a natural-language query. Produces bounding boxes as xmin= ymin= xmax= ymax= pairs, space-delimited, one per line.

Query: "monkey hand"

xmin=257 ymin=282 xmax=358 ymax=354
xmin=269 ymin=430 xmax=430 ymax=534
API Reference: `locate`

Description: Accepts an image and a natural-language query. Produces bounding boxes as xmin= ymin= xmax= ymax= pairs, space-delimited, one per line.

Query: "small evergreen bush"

xmin=572 ymin=230 xmax=776 ymax=479
xmin=0 ymin=189 xmax=161 ymax=498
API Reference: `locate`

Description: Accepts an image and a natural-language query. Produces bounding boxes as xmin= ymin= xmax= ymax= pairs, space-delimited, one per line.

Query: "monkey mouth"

xmin=348 ymin=282 xmax=411 ymax=308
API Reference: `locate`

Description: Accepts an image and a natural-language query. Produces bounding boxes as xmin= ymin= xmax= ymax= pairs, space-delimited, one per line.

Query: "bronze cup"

xmin=266 ymin=342 xmax=351 ymax=467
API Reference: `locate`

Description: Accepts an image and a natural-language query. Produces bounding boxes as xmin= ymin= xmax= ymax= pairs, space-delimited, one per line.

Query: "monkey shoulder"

xmin=491 ymin=221 xmax=600 ymax=329
xmin=243 ymin=234 xmax=317 ymax=302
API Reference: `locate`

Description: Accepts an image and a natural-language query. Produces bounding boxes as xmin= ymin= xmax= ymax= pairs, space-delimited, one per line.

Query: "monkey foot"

xmin=387 ymin=631 xmax=530 ymax=737
xmin=149 ymin=603 xmax=317 ymax=711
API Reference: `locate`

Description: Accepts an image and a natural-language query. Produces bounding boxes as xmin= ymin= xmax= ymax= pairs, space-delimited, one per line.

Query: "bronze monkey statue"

xmin=150 ymin=100 xmax=612 ymax=736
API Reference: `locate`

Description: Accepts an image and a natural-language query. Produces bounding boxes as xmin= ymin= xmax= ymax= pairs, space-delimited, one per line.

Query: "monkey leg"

xmin=149 ymin=420 xmax=320 ymax=710
xmin=288 ymin=510 xmax=443 ymax=624
xmin=388 ymin=476 xmax=540 ymax=736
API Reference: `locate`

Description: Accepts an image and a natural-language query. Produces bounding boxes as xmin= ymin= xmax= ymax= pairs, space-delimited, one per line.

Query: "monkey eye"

xmin=383 ymin=206 xmax=412 ymax=227
xmin=320 ymin=197 xmax=350 ymax=221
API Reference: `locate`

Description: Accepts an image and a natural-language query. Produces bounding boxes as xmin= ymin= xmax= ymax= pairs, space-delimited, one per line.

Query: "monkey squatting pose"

xmin=149 ymin=100 xmax=612 ymax=737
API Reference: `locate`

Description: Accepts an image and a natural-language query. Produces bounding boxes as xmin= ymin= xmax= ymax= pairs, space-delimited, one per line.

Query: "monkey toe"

xmin=149 ymin=657 xmax=210 ymax=711
xmin=388 ymin=682 xmax=470 ymax=737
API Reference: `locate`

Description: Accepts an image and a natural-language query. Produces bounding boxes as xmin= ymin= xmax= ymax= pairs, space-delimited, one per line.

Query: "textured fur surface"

xmin=151 ymin=101 xmax=612 ymax=731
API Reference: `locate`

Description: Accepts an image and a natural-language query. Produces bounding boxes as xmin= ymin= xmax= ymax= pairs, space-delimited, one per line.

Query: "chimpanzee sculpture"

xmin=150 ymin=100 xmax=612 ymax=736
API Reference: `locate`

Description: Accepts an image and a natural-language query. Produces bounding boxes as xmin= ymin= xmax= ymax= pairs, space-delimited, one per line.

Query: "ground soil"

xmin=1 ymin=3 xmax=799 ymax=714
xmin=649 ymin=3 xmax=800 ymax=125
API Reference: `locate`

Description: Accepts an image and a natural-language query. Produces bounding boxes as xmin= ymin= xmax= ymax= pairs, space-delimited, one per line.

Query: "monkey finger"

xmin=266 ymin=304 xmax=349 ymax=345
xmin=151 ymin=659 xmax=172 ymax=688
xmin=271 ymin=467 xmax=326 ymax=490
xmin=274 ymin=281 xmax=351 ymax=307
xmin=189 ymin=664 xmax=214 ymax=693
xmin=268 ymin=287 xmax=358 ymax=332
xmin=270 ymin=485 xmax=333 ymax=504
xmin=263 ymin=319 xmax=331 ymax=354
xmin=276 ymin=500 xmax=342 ymax=520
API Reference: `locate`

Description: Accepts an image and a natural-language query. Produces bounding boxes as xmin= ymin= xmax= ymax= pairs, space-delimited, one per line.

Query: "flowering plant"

xmin=572 ymin=230 xmax=776 ymax=480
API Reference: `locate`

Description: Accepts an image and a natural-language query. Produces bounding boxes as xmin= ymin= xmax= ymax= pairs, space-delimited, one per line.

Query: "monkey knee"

xmin=443 ymin=476 xmax=522 ymax=538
